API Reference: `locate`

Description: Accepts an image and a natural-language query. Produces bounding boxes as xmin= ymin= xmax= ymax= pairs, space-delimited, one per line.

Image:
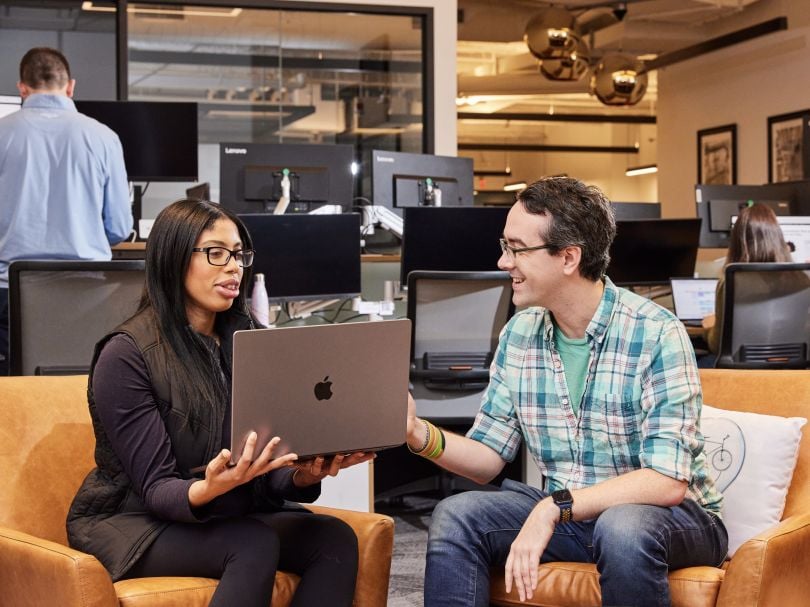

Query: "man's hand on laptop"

xmin=291 ymin=452 xmax=376 ymax=487
xmin=188 ymin=432 xmax=298 ymax=508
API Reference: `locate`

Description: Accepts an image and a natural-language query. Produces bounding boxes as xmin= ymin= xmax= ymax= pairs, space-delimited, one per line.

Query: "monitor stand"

xmin=287 ymin=299 xmax=342 ymax=320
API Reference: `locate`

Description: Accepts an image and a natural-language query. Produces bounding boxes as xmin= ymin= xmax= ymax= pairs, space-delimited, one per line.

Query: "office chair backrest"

xmin=717 ymin=262 xmax=810 ymax=369
xmin=406 ymin=270 xmax=514 ymax=363
xmin=8 ymin=260 xmax=145 ymax=376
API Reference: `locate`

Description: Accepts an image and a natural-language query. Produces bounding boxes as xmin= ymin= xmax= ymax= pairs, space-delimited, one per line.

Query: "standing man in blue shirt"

xmin=0 ymin=47 xmax=132 ymax=375
xmin=406 ymin=177 xmax=728 ymax=606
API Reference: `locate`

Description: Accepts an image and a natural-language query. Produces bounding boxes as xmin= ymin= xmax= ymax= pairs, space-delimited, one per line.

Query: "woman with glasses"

xmin=67 ymin=198 xmax=371 ymax=607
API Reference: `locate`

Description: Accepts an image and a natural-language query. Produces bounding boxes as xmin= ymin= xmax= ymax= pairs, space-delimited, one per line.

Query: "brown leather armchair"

xmin=489 ymin=369 xmax=810 ymax=607
xmin=0 ymin=375 xmax=394 ymax=607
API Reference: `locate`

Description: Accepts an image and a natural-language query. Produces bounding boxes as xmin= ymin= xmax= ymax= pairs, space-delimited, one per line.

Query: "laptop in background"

xmin=230 ymin=320 xmax=412 ymax=463
xmin=670 ymin=277 xmax=718 ymax=326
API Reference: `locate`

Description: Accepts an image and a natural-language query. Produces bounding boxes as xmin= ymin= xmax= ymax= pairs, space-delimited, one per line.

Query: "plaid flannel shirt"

xmin=468 ymin=278 xmax=723 ymax=516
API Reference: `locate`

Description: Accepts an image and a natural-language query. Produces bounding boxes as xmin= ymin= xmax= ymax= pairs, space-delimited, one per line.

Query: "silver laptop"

xmin=670 ymin=277 xmax=718 ymax=326
xmin=230 ymin=319 xmax=411 ymax=463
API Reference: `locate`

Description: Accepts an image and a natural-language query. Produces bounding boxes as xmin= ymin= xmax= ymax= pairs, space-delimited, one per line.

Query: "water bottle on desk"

xmin=251 ymin=273 xmax=271 ymax=327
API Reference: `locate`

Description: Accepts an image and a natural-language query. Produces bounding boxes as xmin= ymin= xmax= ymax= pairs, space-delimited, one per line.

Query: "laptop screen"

xmin=670 ymin=278 xmax=718 ymax=321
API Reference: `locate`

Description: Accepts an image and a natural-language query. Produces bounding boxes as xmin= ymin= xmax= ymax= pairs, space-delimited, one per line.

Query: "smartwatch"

xmin=551 ymin=489 xmax=574 ymax=524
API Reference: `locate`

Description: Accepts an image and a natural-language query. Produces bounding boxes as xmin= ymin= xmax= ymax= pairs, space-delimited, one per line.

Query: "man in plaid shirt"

xmin=406 ymin=177 xmax=727 ymax=606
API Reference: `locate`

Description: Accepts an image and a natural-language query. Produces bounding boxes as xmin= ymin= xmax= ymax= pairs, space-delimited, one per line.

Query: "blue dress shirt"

xmin=0 ymin=93 xmax=132 ymax=287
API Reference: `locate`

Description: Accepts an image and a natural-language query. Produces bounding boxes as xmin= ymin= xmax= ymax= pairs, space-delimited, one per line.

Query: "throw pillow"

xmin=700 ymin=404 xmax=806 ymax=556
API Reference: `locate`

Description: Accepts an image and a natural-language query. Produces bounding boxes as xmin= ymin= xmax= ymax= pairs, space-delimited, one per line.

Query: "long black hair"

xmin=137 ymin=198 xmax=255 ymax=423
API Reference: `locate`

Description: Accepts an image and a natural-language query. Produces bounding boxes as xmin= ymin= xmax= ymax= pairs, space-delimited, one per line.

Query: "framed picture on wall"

xmin=697 ymin=124 xmax=737 ymax=185
xmin=768 ymin=109 xmax=810 ymax=183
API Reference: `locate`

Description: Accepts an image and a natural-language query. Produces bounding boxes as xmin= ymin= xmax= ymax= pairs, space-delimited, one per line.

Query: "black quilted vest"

xmin=66 ymin=306 xmax=252 ymax=580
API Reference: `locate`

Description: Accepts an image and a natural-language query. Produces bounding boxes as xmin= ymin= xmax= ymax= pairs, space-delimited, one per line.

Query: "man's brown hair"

xmin=19 ymin=47 xmax=71 ymax=90
xmin=517 ymin=177 xmax=617 ymax=281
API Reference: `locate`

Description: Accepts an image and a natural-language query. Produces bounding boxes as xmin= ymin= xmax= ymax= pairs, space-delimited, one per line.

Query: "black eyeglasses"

xmin=499 ymin=238 xmax=554 ymax=260
xmin=192 ymin=247 xmax=254 ymax=268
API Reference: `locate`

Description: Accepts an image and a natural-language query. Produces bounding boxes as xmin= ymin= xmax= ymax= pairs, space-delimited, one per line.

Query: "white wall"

xmin=463 ymin=122 xmax=658 ymax=203
xmin=657 ymin=0 xmax=810 ymax=218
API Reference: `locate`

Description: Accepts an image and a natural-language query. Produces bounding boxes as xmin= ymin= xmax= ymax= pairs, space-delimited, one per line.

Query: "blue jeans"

xmin=424 ymin=479 xmax=728 ymax=607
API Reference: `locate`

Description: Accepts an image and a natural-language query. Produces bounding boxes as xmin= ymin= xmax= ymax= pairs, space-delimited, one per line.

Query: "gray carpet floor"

xmin=383 ymin=498 xmax=435 ymax=606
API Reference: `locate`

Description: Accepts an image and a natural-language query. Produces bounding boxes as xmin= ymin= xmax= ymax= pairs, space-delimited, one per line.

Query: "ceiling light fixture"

xmin=81 ymin=2 xmax=242 ymax=17
xmin=590 ymin=53 xmax=648 ymax=106
xmin=540 ymin=37 xmax=591 ymax=82
xmin=503 ymin=181 xmax=528 ymax=192
xmin=524 ymin=8 xmax=582 ymax=60
xmin=625 ymin=164 xmax=658 ymax=177
xmin=524 ymin=6 xmax=649 ymax=107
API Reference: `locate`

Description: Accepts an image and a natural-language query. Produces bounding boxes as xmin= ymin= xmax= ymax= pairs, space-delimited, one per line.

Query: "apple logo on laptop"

xmin=314 ymin=376 xmax=333 ymax=401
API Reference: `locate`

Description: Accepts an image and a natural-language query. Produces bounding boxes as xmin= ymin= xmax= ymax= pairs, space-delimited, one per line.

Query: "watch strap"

xmin=551 ymin=489 xmax=573 ymax=524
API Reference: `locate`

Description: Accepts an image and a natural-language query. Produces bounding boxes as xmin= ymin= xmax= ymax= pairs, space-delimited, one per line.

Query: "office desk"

xmin=111 ymin=242 xmax=146 ymax=259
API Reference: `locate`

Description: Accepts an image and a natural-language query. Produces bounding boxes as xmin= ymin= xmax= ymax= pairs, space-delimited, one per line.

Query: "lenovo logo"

xmin=375 ymin=155 xmax=395 ymax=163
xmin=224 ymin=147 xmax=247 ymax=155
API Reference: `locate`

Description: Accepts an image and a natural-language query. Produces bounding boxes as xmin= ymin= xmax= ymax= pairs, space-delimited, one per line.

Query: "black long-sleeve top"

xmin=92 ymin=333 xmax=319 ymax=523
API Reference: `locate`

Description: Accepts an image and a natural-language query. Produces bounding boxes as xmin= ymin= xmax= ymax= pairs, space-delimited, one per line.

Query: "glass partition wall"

xmin=0 ymin=1 xmax=117 ymax=100
xmin=1 ymin=0 xmax=432 ymax=209
xmin=126 ymin=4 xmax=426 ymax=150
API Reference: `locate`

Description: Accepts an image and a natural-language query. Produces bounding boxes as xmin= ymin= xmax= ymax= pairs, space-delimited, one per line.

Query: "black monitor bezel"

xmin=238 ymin=213 xmax=362 ymax=302
xmin=607 ymin=218 xmax=702 ymax=287
xmin=371 ymin=149 xmax=473 ymax=212
xmin=221 ymin=142 xmax=355 ymax=215
xmin=611 ymin=202 xmax=661 ymax=220
xmin=695 ymin=183 xmax=800 ymax=248
xmin=74 ymin=100 xmax=198 ymax=182
xmin=400 ymin=206 xmax=510 ymax=284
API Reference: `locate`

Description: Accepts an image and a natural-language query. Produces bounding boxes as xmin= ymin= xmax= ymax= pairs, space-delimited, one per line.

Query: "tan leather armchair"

xmin=490 ymin=369 xmax=810 ymax=607
xmin=0 ymin=375 xmax=394 ymax=607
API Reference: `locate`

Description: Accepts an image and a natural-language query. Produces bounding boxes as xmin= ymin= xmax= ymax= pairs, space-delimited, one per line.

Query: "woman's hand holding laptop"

xmin=188 ymin=432 xmax=298 ymax=507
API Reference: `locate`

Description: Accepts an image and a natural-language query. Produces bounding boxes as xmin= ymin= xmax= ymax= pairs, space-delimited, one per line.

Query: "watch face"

xmin=553 ymin=489 xmax=573 ymax=503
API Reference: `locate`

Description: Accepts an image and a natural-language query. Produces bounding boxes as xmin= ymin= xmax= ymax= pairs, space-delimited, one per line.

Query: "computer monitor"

xmin=74 ymin=100 xmax=198 ymax=182
xmin=372 ymin=150 xmax=474 ymax=213
xmin=777 ymin=216 xmax=810 ymax=263
xmin=0 ymin=94 xmax=21 ymax=118
xmin=238 ymin=214 xmax=361 ymax=302
xmin=611 ymin=202 xmax=661 ymax=220
xmin=8 ymin=260 xmax=145 ymax=376
xmin=400 ymin=207 xmax=510 ymax=284
xmin=186 ymin=182 xmax=211 ymax=201
xmin=221 ymin=143 xmax=354 ymax=215
xmin=606 ymin=218 xmax=702 ymax=286
xmin=695 ymin=184 xmax=795 ymax=248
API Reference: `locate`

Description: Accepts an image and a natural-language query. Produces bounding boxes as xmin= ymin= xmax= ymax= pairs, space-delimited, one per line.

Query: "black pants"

xmin=124 ymin=511 xmax=359 ymax=607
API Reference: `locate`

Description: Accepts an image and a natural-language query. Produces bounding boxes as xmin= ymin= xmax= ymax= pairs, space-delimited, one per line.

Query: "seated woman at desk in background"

xmin=702 ymin=202 xmax=792 ymax=356
xmin=67 ymin=198 xmax=372 ymax=607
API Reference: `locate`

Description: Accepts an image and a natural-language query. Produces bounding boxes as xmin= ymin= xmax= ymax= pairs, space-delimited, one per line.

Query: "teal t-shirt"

xmin=553 ymin=324 xmax=590 ymax=417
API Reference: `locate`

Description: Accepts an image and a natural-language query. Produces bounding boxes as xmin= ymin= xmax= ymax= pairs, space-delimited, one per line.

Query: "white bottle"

xmin=251 ymin=273 xmax=271 ymax=327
